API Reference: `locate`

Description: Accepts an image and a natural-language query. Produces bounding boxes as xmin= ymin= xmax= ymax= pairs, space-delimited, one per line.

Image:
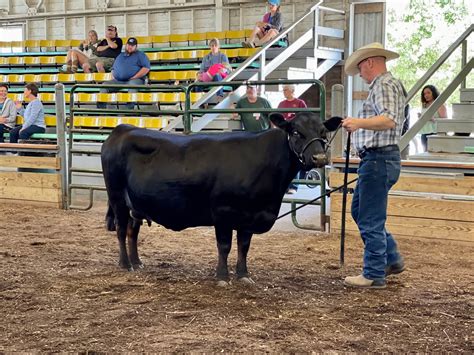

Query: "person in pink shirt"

xmin=278 ymin=84 xmax=307 ymax=121
xmin=278 ymin=84 xmax=307 ymax=194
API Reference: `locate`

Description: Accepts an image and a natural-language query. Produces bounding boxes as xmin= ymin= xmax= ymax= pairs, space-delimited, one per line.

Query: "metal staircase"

xmin=163 ymin=1 xmax=344 ymax=132
xmin=399 ymin=25 xmax=473 ymax=161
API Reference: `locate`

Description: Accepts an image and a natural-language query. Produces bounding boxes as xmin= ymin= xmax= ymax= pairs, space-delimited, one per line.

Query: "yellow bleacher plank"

xmin=74 ymin=73 xmax=93 ymax=82
xmin=169 ymin=33 xmax=189 ymax=44
xmin=70 ymin=40 xmax=82 ymax=47
xmin=93 ymin=73 xmax=113 ymax=82
xmin=225 ymin=30 xmax=246 ymax=40
xmin=149 ymin=72 xmax=172 ymax=81
xmin=54 ymin=40 xmax=71 ymax=48
xmin=151 ymin=35 xmax=170 ymax=45
xmin=9 ymin=57 xmax=25 ymax=66
xmin=24 ymin=57 xmax=41 ymax=65
xmin=57 ymin=73 xmax=76 ymax=83
xmin=55 ymin=56 xmax=67 ymax=65
xmin=206 ymin=31 xmax=226 ymax=41
xmin=188 ymin=32 xmax=207 ymax=42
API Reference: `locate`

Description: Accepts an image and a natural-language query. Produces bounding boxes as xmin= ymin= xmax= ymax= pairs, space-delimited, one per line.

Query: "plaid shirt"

xmin=352 ymin=71 xmax=406 ymax=152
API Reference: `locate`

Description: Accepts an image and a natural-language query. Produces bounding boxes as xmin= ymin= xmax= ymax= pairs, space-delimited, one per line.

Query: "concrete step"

xmin=436 ymin=119 xmax=474 ymax=133
xmin=452 ymin=103 xmax=474 ymax=119
xmin=428 ymin=135 xmax=474 ymax=153
xmin=460 ymin=88 xmax=474 ymax=103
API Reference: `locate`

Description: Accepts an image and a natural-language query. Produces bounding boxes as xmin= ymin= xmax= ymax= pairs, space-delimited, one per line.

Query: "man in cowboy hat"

xmin=341 ymin=42 xmax=406 ymax=289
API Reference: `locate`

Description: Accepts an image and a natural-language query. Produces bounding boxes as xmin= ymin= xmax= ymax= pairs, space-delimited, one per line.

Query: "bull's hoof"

xmin=133 ymin=262 xmax=144 ymax=269
xmin=119 ymin=262 xmax=134 ymax=271
xmin=216 ymin=280 xmax=231 ymax=287
xmin=237 ymin=277 xmax=255 ymax=285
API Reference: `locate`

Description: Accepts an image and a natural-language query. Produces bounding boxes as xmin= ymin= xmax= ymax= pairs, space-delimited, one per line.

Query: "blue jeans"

xmin=351 ymin=146 xmax=402 ymax=281
xmin=0 ymin=124 xmax=11 ymax=143
xmin=195 ymin=73 xmax=224 ymax=97
xmin=97 ymin=78 xmax=145 ymax=110
xmin=9 ymin=125 xmax=45 ymax=143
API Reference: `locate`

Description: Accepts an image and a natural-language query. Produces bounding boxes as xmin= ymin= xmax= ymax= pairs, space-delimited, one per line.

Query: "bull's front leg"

xmin=127 ymin=218 xmax=143 ymax=269
xmin=236 ymin=230 xmax=255 ymax=284
xmin=214 ymin=225 xmax=232 ymax=286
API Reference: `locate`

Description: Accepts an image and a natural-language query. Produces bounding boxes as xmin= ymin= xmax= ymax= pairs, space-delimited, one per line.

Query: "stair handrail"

xmin=174 ymin=1 xmax=344 ymax=132
xmin=406 ymin=24 xmax=473 ymax=102
xmin=399 ymin=24 xmax=473 ymax=151
xmin=191 ymin=0 xmax=328 ymax=109
xmin=399 ymin=57 xmax=473 ymax=150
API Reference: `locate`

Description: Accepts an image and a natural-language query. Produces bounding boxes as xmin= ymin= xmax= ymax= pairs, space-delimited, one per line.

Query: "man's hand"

xmin=0 ymin=117 xmax=6 ymax=124
xmin=342 ymin=117 xmax=360 ymax=133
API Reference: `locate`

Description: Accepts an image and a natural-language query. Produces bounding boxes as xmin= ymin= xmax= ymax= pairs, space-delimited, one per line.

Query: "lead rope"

xmin=277 ymin=125 xmax=356 ymax=267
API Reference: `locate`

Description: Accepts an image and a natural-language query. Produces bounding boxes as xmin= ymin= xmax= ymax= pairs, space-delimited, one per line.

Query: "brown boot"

xmin=71 ymin=59 xmax=78 ymax=73
xmin=62 ymin=60 xmax=73 ymax=73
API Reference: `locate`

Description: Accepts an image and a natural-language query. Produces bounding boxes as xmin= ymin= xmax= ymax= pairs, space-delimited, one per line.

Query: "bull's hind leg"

xmin=214 ymin=225 xmax=233 ymax=286
xmin=114 ymin=205 xmax=134 ymax=271
xmin=236 ymin=230 xmax=255 ymax=284
xmin=127 ymin=218 xmax=143 ymax=269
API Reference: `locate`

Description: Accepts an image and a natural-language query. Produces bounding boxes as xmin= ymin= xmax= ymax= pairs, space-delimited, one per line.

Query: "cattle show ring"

xmin=1 ymin=1 xmax=473 ymax=352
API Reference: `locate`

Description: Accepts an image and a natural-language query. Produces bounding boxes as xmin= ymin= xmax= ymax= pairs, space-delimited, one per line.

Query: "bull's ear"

xmin=323 ymin=116 xmax=343 ymax=132
xmin=269 ymin=113 xmax=290 ymax=130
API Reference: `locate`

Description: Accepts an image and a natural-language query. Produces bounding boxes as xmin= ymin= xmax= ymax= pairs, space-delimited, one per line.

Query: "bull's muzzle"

xmin=312 ymin=153 xmax=328 ymax=167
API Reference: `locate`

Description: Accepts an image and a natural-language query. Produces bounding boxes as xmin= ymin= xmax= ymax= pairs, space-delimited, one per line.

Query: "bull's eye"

xmin=292 ymin=130 xmax=300 ymax=137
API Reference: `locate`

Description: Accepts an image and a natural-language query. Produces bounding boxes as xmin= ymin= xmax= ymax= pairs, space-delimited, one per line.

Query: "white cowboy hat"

xmin=344 ymin=42 xmax=399 ymax=76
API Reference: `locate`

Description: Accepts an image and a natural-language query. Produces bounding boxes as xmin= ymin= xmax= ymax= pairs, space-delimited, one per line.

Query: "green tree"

xmin=387 ymin=0 xmax=472 ymax=108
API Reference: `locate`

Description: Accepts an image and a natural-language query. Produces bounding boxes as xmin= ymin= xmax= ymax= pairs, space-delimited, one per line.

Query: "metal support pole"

xmin=55 ymin=83 xmax=68 ymax=209
xmin=461 ymin=39 xmax=467 ymax=89
xmin=340 ymin=132 xmax=351 ymax=267
xmin=313 ymin=7 xmax=319 ymax=70
xmin=330 ymin=84 xmax=344 ymax=159
xmin=258 ymin=51 xmax=266 ymax=94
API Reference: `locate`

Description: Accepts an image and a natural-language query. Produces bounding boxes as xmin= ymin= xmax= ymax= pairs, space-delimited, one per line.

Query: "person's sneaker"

xmin=386 ymin=258 xmax=405 ymax=276
xmin=344 ymin=274 xmax=386 ymax=289
xmin=286 ymin=188 xmax=297 ymax=195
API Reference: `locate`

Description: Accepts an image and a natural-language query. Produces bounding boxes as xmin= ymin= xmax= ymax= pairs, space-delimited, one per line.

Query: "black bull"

xmin=101 ymin=113 xmax=341 ymax=283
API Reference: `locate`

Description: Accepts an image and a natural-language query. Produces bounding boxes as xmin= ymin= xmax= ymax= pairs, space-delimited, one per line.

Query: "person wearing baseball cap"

xmin=341 ymin=42 xmax=406 ymax=289
xmin=87 ymin=25 xmax=123 ymax=73
xmin=97 ymin=36 xmax=150 ymax=110
xmin=232 ymin=83 xmax=272 ymax=132
xmin=242 ymin=0 xmax=283 ymax=48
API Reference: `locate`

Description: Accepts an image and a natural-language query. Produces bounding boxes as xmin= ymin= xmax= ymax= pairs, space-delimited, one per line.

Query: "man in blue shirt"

xmin=98 ymin=37 xmax=150 ymax=109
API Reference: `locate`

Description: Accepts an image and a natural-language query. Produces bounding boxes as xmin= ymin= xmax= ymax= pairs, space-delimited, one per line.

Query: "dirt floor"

xmin=0 ymin=204 xmax=473 ymax=352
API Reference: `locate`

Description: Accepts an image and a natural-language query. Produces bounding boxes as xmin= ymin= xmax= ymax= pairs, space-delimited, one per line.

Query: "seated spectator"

xmin=233 ymin=84 xmax=272 ymax=132
xmin=0 ymin=84 xmax=18 ymax=143
xmin=196 ymin=38 xmax=232 ymax=98
xmin=86 ymin=25 xmax=123 ymax=73
xmin=419 ymin=84 xmax=448 ymax=152
xmin=278 ymin=84 xmax=307 ymax=194
xmin=10 ymin=83 xmax=45 ymax=143
xmin=242 ymin=0 xmax=283 ymax=48
xmin=63 ymin=30 xmax=100 ymax=73
xmin=97 ymin=37 xmax=150 ymax=110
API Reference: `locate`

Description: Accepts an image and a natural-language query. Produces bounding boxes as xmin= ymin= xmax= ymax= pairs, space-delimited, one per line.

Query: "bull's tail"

xmin=105 ymin=204 xmax=117 ymax=231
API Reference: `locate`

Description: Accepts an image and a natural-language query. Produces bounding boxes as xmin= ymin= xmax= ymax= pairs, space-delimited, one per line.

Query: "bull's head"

xmin=270 ymin=113 xmax=343 ymax=169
